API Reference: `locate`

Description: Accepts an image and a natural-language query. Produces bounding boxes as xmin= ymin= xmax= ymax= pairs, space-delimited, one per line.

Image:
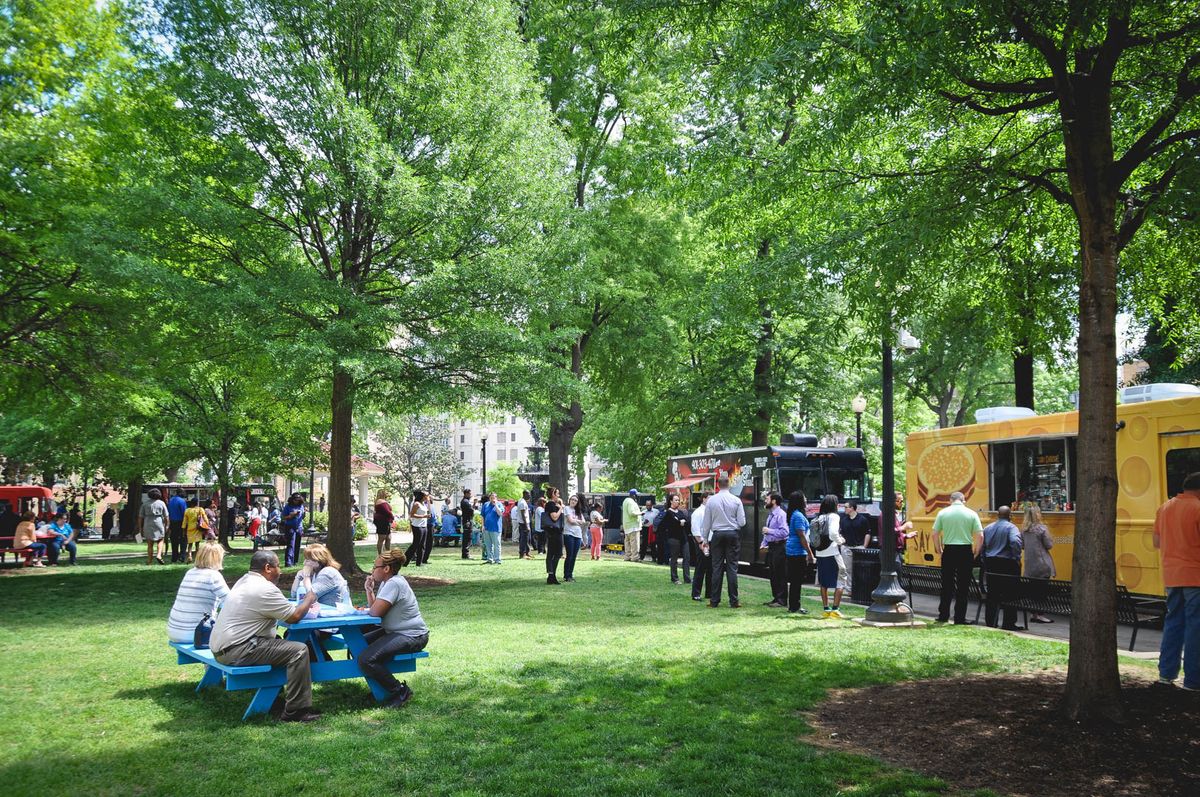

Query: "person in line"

xmin=640 ymin=497 xmax=656 ymax=561
xmin=1021 ymin=505 xmax=1056 ymax=623
xmin=246 ymin=501 xmax=264 ymax=540
xmin=515 ymin=490 xmax=532 ymax=560
xmin=459 ymin=489 xmax=475 ymax=560
xmin=68 ymin=503 xmax=85 ymax=539
xmin=481 ymin=492 xmax=503 ymax=564
xmin=205 ymin=498 xmax=220 ymax=541
xmin=562 ymin=493 xmax=588 ymax=582
xmin=759 ymin=492 xmax=789 ymax=607
xmin=139 ymin=488 xmax=169 ymax=565
xmin=701 ymin=473 xmax=745 ymax=608
xmin=289 ymin=543 xmax=351 ymax=606
xmin=209 ymin=550 xmax=321 ymax=722
xmin=280 ymin=493 xmax=307 ymax=567
xmin=543 ymin=487 xmax=565 ymax=584
xmin=981 ymin=505 xmax=1023 ymax=630
xmin=1154 ymin=471 xmax=1200 ymax=691
xmin=786 ymin=491 xmax=816 ymax=614
xmin=363 ymin=548 xmax=430 ymax=708
xmin=405 ymin=489 xmax=429 ymax=567
xmin=12 ymin=511 xmax=47 ymax=567
xmin=374 ymin=490 xmax=394 ymax=555
xmin=420 ymin=494 xmax=435 ymax=564
xmin=532 ymin=497 xmax=546 ymax=555
xmin=621 ymin=489 xmax=642 ymax=563
xmin=690 ymin=493 xmax=711 ymax=602
xmin=588 ymin=499 xmax=607 ymax=561
xmin=658 ymin=494 xmax=691 ymax=585
xmin=45 ymin=510 xmax=78 ymax=566
xmin=838 ymin=499 xmax=873 ymax=596
xmin=894 ymin=491 xmax=916 ymax=569
xmin=932 ymin=490 xmax=983 ymax=625
xmin=183 ymin=498 xmax=207 ymax=564
xmin=167 ymin=489 xmax=188 ymax=564
xmin=810 ymin=495 xmax=845 ymax=618
xmin=167 ymin=542 xmax=230 ymax=643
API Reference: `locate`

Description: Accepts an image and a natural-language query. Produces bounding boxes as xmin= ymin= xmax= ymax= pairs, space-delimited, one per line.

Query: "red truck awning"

xmin=662 ymin=475 xmax=712 ymax=490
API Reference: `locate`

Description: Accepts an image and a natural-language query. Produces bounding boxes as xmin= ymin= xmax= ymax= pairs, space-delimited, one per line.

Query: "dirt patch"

xmin=808 ymin=670 xmax=1200 ymax=797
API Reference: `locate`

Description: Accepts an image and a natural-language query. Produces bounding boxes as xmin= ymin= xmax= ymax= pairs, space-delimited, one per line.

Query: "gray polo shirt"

xmin=210 ymin=571 xmax=295 ymax=653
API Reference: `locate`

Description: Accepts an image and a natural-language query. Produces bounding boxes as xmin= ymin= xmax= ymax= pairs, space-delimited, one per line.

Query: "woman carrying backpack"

xmin=810 ymin=495 xmax=845 ymax=618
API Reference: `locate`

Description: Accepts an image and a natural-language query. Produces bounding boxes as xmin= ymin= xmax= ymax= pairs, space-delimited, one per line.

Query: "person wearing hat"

xmin=622 ymin=489 xmax=642 ymax=562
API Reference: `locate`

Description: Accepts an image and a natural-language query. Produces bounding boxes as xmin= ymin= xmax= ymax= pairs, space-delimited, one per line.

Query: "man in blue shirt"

xmin=440 ymin=510 xmax=460 ymax=545
xmin=982 ymin=505 xmax=1024 ymax=630
xmin=46 ymin=510 xmax=78 ymax=566
xmin=167 ymin=490 xmax=188 ymax=563
xmin=480 ymin=493 xmax=503 ymax=564
xmin=280 ymin=493 xmax=306 ymax=567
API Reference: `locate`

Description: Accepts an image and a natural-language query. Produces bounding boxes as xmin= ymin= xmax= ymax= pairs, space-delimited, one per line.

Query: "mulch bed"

xmin=808 ymin=670 xmax=1200 ymax=797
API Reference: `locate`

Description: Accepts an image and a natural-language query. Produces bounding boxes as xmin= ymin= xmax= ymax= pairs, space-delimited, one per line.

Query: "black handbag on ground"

xmin=194 ymin=613 xmax=215 ymax=649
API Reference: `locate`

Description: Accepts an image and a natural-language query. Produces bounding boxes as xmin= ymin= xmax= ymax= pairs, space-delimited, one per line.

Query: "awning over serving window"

xmin=662 ymin=475 xmax=711 ymax=490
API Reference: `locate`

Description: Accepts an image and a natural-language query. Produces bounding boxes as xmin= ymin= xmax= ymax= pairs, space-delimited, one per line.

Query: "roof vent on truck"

xmin=779 ymin=433 xmax=819 ymax=446
xmin=974 ymin=406 xmax=1038 ymax=424
xmin=1118 ymin=383 xmax=1200 ymax=404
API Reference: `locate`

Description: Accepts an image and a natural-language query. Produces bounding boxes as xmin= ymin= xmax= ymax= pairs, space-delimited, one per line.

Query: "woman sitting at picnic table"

xmin=362 ymin=548 xmax=429 ymax=709
xmin=12 ymin=511 xmax=47 ymax=567
xmin=167 ymin=542 xmax=230 ymax=643
xmin=289 ymin=543 xmax=351 ymax=606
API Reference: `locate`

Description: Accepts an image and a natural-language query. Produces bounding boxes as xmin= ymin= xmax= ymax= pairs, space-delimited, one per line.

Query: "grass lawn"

xmin=0 ymin=546 xmax=1073 ymax=797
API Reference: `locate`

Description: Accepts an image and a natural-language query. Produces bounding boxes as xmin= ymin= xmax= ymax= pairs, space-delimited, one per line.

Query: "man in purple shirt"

xmin=759 ymin=492 xmax=789 ymax=607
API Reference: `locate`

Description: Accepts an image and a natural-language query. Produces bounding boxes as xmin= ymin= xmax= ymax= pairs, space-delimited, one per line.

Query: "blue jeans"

xmin=49 ymin=538 xmax=77 ymax=565
xmin=1159 ymin=586 xmax=1200 ymax=688
xmin=484 ymin=530 xmax=502 ymax=562
xmin=563 ymin=535 xmax=582 ymax=579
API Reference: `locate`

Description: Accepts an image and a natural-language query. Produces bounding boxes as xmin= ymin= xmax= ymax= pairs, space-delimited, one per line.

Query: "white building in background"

xmin=448 ymin=415 xmax=612 ymax=498
xmin=451 ymin=415 xmax=540 ymax=498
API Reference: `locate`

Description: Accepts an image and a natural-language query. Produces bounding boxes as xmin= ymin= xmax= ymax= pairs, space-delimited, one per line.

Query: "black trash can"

xmin=850 ymin=548 xmax=882 ymax=605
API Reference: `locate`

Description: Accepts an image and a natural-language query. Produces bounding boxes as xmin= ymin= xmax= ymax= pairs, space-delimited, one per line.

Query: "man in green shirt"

xmin=622 ymin=490 xmax=642 ymax=562
xmin=932 ymin=491 xmax=983 ymax=624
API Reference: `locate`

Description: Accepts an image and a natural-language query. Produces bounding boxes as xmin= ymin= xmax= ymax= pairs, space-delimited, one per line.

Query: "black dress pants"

xmin=767 ymin=541 xmax=788 ymax=604
xmin=169 ymin=519 xmax=185 ymax=562
xmin=461 ymin=520 xmax=472 ymax=557
xmin=691 ymin=540 xmax=710 ymax=600
xmin=938 ymin=544 xmax=975 ymax=623
xmin=984 ymin=556 xmax=1021 ymax=628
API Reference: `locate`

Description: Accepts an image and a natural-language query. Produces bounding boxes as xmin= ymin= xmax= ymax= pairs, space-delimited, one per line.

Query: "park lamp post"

xmin=851 ymin=394 xmax=867 ymax=449
xmin=865 ymin=326 xmax=920 ymax=625
xmin=480 ymin=431 xmax=488 ymax=496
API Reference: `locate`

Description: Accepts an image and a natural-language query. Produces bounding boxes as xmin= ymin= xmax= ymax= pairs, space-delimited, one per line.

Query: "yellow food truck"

xmin=904 ymin=386 xmax=1200 ymax=597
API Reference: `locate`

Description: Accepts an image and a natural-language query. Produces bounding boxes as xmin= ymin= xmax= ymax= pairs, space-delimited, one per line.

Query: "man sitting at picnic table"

xmin=209 ymin=550 xmax=320 ymax=723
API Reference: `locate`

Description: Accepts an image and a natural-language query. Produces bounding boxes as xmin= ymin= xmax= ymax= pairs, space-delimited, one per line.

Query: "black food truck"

xmin=664 ymin=434 xmax=876 ymax=576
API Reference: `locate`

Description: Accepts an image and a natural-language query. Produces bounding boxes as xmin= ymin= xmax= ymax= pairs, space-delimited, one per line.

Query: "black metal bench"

xmin=900 ymin=563 xmax=984 ymax=623
xmin=984 ymin=573 xmax=1164 ymax=651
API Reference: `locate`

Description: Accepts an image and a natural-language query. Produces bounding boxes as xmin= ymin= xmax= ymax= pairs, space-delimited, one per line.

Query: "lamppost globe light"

xmin=851 ymin=394 xmax=867 ymax=415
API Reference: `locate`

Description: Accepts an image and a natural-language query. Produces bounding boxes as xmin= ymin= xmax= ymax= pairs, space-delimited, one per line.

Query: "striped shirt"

xmin=167 ymin=568 xmax=230 ymax=643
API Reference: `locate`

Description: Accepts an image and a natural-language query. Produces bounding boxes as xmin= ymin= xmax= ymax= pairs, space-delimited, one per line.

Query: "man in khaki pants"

xmin=622 ymin=489 xmax=642 ymax=562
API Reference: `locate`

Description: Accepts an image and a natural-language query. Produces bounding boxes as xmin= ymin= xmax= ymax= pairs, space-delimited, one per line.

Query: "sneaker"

xmin=828 ymin=609 xmax=845 ymax=619
xmin=385 ymin=684 xmax=413 ymax=708
xmin=1156 ymin=677 xmax=1176 ymax=687
xmin=789 ymin=608 xmax=809 ymax=615
xmin=765 ymin=601 xmax=785 ymax=608
xmin=1181 ymin=683 xmax=1199 ymax=692
xmin=692 ymin=596 xmax=704 ymax=601
xmin=279 ymin=709 xmax=321 ymax=723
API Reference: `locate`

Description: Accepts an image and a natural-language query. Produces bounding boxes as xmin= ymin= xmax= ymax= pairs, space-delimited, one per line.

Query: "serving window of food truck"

xmin=988 ymin=436 xmax=1078 ymax=513
xmin=1166 ymin=445 xmax=1200 ymax=496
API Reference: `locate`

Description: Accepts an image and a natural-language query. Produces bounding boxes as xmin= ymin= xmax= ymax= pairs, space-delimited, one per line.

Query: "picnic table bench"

xmin=172 ymin=612 xmax=430 ymax=719
xmin=985 ymin=573 xmax=1165 ymax=651
xmin=0 ymin=536 xmax=37 ymax=567
xmin=900 ymin=563 xmax=985 ymax=624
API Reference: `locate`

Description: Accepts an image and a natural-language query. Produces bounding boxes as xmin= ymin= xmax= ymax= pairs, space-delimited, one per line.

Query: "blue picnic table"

xmin=172 ymin=609 xmax=430 ymax=719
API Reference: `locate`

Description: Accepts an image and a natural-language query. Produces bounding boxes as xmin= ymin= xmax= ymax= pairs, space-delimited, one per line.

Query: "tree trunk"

xmin=750 ymin=239 xmax=774 ymax=447
xmin=548 ymin=339 xmax=585 ymax=497
xmin=1013 ymin=343 xmax=1035 ymax=410
xmin=1059 ymin=78 xmax=1122 ymax=723
xmin=327 ymin=368 xmax=360 ymax=572
xmin=216 ymin=454 xmax=233 ymax=550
